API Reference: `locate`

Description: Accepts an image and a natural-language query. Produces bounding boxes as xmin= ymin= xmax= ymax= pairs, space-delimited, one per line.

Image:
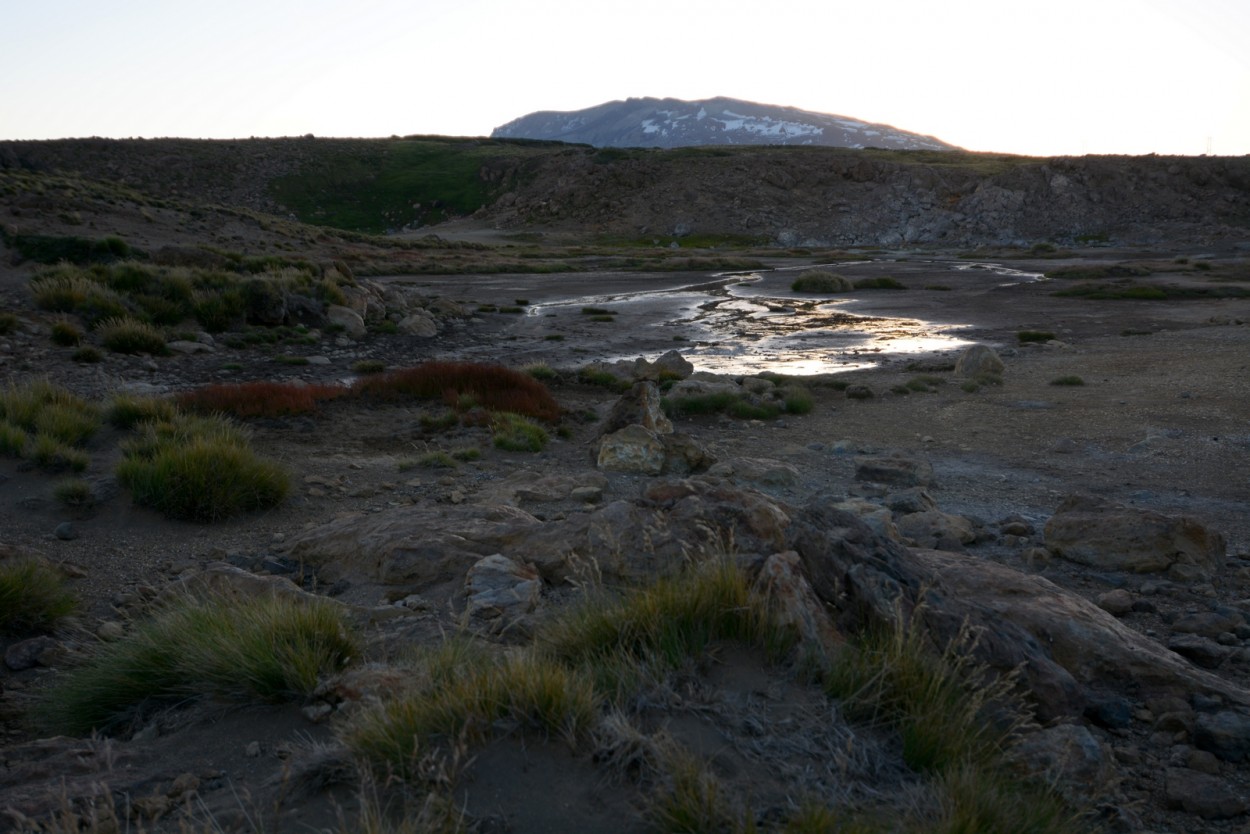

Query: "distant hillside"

xmin=492 ymin=96 xmax=958 ymax=151
xmin=3 ymin=137 xmax=1249 ymax=247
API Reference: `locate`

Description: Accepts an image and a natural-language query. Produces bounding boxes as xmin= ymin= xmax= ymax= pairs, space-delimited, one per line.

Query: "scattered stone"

xmin=4 ymin=636 xmax=59 ymax=671
xmin=96 ymin=621 xmax=125 ymax=641
xmin=1097 ymin=589 xmax=1135 ymax=617
xmin=1195 ymin=711 xmax=1250 ymax=762
xmin=1168 ymin=635 xmax=1233 ymax=669
xmin=53 ymin=522 xmax=78 ymax=541
xmin=883 ymin=488 xmax=937 ymax=515
xmin=853 ymin=454 xmax=934 ymax=488
xmin=1164 ymin=767 xmax=1250 ymax=819
xmin=166 ymin=340 xmax=215 ymax=354
xmin=1008 ymin=724 xmax=1111 ymax=805
xmin=397 ymin=312 xmax=438 ymax=337
xmin=1173 ymin=609 xmax=1245 ymax=638
xmin=706 ymin=457 xmax=800 ymax=488
xmin=244 ymin=741 xmax=262 ymax=758
xmin=302 ymin=703 xmax=334 ymax=723
xmin=1044 ymin=494 xmax=1225 ymax=574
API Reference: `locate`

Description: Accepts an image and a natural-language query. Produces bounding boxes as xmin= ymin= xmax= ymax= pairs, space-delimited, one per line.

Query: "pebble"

xmin=244 ymin=741 xmax=262 ymax=758
xmin=53 ymin=522 xmax=78 ymax=541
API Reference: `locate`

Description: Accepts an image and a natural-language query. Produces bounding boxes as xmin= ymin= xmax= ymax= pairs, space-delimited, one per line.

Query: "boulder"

xmin=397 ymin=312 xmax=438 ymax=337
xmin=757 ymin=551 xmax=842 ymax=656
xmin=831 ymin=498 xmax=902 ymax=543
xmin=325 ymin=305 xmax=367 ymax=339
xmin=1044 ymin=494 xmax=1225 ymax=574
xmin=1195 ymin=711 xmax=1250 ymax=762
xmin=706 ymin=457 xmax=800 ymax=489
xmin=954 ymin=344 xmax=1004 ymax=377
xmin=279 ymin=504 xmax=542 ymax=588
xmin=1164 ymin=768 xmax=1250 ymax=819
xmin=661 ymin=432 xmax=715 ymax=475
xmin=854 ymin=455 xmax=934 ymax=488
xmin=1007 ymin=724 xmax=1112 ymax=805
xmin=896 ymin=510 xmax=976 ymax=549
xmin=464 ymin=554 xmax=543 ymax=633
xmin=597 ymin=425 xmax=666 ymax=474
xmin=651 ymin=349 xmax=694 ymax=380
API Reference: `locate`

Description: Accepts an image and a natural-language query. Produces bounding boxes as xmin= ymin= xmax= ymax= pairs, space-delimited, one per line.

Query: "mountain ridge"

xmin=492 ymin=96 xmax=958 ymax=151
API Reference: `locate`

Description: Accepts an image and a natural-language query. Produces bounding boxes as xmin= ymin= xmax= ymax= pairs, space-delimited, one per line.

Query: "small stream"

xmin=527 ymin=259 xmax=1045 ymax=376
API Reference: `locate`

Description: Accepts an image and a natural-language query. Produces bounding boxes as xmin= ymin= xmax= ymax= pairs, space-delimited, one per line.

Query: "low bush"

xmin=36 ymin=593 xmax=358 ymax=735
xmin=525 ymin=362 xmax=558 ymax=381
xmin=580 ymin=306 xmax=615 ymax=316
xmin=791 ymin=270 xmax=852 ymax=293
xmin=176 ymin=381 xmax=345 ymax=419
xmin=96 ymin=316 xmax=167 ymax=355
xmin=0 ymin=312 xmax=18 ymax=334
xmin=853 ymin=276 xmax=905 ymax=290
xmin=1017 ymin=330 xmax=1055 ymax=344
xmin=0 ymin=559 xmax=76 ymax=636
xmin=415 ymin=451 xmax=457 ymax=469
xmin=1049 ymin=375 xmax=1085 ymax=386
xmin=578 ymin=367 xmax=630 ymax=393
xmin=53 ymin=477 xmax=96 ymax=507
xmin=352 ymin=359 xmax=386 ymax=375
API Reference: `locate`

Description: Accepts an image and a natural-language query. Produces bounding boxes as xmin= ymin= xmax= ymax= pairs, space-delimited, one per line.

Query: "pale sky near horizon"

xmin=3 ymin=0 xmax=1249 ymax=157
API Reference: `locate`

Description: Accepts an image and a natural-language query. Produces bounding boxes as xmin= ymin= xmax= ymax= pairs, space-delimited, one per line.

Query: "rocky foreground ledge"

xmin=2 ymin=343 xmax=1249 ymax=833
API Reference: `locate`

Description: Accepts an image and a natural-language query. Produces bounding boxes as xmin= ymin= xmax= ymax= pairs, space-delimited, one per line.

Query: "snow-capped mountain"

xmin=491 ymin=96 xmax=957 ymax=151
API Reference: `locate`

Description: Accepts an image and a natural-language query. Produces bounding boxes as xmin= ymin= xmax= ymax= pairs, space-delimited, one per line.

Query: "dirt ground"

xmin=2 ymin=245 xmax=1250 ymax=832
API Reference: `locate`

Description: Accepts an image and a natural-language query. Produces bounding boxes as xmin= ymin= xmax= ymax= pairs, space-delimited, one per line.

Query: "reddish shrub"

xmin=352 ymin=361 xmax=560 ymax=423
xmin=176 ymin=381 xmax=346 ymax=419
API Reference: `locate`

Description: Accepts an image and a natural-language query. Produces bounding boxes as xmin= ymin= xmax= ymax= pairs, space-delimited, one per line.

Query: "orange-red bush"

xmin=351 ymin=361 xmax=560 ymax=423
xmin=176 ymin=381 xmax=346 ymax=419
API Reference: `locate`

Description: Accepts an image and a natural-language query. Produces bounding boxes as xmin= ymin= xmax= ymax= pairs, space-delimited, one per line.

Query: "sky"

xmin=3 ymin=0 xmax=1249 ymax=157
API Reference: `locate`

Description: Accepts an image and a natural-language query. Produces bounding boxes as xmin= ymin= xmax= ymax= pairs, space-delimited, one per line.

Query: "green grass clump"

xmin=906 ymin=375 xmax=945 ymax=393
xmin=50 ymin=319 xmax=83 ymax=346
xmin=0 ymin=559 xmax=76 ymax=636
xmin=580 ymin=306 xmax=615 ymax=316
xmin=663 ymin=391 xmax=738 ymax=417
xmin=275 ymin=354 xmax=310 ymax=365
xmin=0 ymin=421 xmax=28 ymax=456
xmin=781 ymin=386 xmax=814 ymax=415
xmin=791 ymin=270 xmax=852 ymax=293
xmin=823 ymin=616 xmax=1024 ymax=774
xmin=525 ymin=362 xmax=558 ymax=381
xmin=578 ymin=367 xmax=630 ymax=393
xmin=853 ymin=276 xmax=905 ymax=290
xmin=352 ymin=359 xmax=386 ymax=375
xmin=543 ymin=560 xmax=791 ymax=699
xmin=116 ymin=415 xmax=290 ymax=521
xmin=1016 ymin=330 xmax=1055 ymax=344
xmin=0 ymin=312 xmax=19 ymax=334
xmin=37 ymin=594 xmax=358 ymax=735
xmin=53 ymin=478 xmax=96 ymax=507
xmin=96 ymin=316 xmax=168 ymax=355
xmin=416 ymin=451 xmax=458 ymax=469
xmin=105 ymin=393 xmax=179 ymax=429
xmin=491 ymin=412 xmax=549 ymax=452
xmin=588 ymin=314 xmax=616 ymax=323
xmin=451 ymin=447 xmax=481 ymax=462
xmin=343 ymin=650 xmax=598 ymax=777
xmin=1049 ymin=375 xmax=1085 ymax=386
xmin=72 ymin=346 xmax=103 ymax=363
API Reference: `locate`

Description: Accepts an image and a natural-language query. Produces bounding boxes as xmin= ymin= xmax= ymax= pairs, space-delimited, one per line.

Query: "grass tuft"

xmin=0 ymin=559 xmax=77 ymax=636
xmin=116 ymin=414 xmax=290 ymax=521
xmin=491 ymin=412 xmax=549 ymax=452
xmin=1016 ymin=330 xmax=1055 ymax=344
xmin=36 ymin=593 xmax=357 ymax=735
xmin=1049 ymin=375 xmax=1085 ymax=386
xmin=96 ymin=316 xmax=168 ymax=355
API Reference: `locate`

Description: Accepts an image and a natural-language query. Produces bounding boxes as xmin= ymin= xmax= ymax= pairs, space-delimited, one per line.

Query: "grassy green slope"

xmin=267 ymin=137 xmax=563 ymax=234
